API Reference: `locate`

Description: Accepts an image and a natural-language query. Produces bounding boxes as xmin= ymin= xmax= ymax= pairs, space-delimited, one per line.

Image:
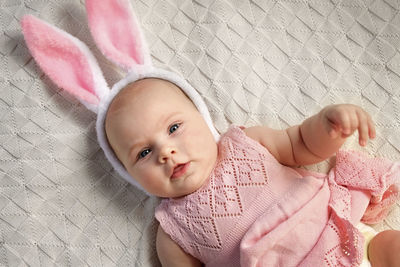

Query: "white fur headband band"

xmin=21 ymin=0 xmax=220 ymax=194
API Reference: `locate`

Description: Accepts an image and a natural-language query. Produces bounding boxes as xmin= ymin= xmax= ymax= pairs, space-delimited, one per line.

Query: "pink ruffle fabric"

xmin=155 ymin=126 xmax=399 ymax=267
xmin=241 ymin=150 xmax=400 ymax=267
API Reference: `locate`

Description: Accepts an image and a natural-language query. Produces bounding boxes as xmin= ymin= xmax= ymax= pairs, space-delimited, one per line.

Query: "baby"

xmin=21 ymin=1 xmax=400 ymax=266
xmin=105 ymin=78 xmax=400 ymax=267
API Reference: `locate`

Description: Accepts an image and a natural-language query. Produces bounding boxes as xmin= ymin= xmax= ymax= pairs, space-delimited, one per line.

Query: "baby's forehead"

xmin=108 ymin=79 xmax=173 ymax=110
xmin=107 ymin=78 xmax=195 ymax=116
xmin=105 ymin=78 xmax=198 ymax=135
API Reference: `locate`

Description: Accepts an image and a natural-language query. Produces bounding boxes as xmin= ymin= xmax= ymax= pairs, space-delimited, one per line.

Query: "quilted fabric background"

xmin=1 ymin=0 xmax=400 ymax=266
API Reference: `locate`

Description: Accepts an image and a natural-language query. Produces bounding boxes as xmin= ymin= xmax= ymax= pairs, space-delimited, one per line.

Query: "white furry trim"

xmin=96 ymin=66 xmax=220 ymax=193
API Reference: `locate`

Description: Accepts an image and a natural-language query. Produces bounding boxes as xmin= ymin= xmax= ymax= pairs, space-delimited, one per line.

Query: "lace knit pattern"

xmin=293 ymin=152 xmax=400 ymax=267
xmin=155 ymin=126 xmax=400 ymax=267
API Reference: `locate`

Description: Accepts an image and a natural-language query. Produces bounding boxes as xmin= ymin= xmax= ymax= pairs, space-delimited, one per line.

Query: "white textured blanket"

xmin=1 ymin=0 xmax=400 ymax=266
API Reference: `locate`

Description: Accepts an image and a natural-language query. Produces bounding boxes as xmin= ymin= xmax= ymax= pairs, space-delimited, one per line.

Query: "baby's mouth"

xmin=171 ymin=162 xmax=190 ymax=179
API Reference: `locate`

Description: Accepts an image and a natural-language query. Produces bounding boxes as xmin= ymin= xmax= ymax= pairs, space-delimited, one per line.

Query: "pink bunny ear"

xmin=86 ymin=0 xmax=152 ymax=71
xmin=21 ymin=15 xmax=109 ymax=113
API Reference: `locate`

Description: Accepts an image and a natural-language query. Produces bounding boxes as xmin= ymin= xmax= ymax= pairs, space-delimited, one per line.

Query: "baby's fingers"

xmin=348 ymin=110 xmax=359 ymax=135
xmin=326 ymin=107 xmax=352 ymax=137
xmin=337 ymin=109 xmax=356 ymax=136
xmin=367 ymin=113 xmax=376 ymax=139
xmin=357 ymin=109 xmax=375 ymax=146
xmin=357 ymin=111 xmax=369 ymax=146
xmin=328 ymin=123 xmax=341 ymax=138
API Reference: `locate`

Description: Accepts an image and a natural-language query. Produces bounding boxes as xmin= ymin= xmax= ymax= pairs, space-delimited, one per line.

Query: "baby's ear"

xmin=86 ymin=0 xmax=152 ymax=71
xmin=21 ymin=15 xmax=109 ymax=113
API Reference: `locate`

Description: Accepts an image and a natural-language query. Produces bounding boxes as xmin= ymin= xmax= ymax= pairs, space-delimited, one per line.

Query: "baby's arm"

xmin=244 ymin=104 xmax=376 ymax=166
xmin=156 ymin=225 xmax=202 ymax=267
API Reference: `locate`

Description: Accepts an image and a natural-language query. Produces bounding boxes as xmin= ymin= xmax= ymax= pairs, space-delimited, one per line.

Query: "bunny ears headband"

xmin=21 ymin=0 xmax=219 ymax=194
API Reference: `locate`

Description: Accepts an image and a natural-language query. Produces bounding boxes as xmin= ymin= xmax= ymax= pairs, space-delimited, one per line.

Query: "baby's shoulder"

xmin=218 ymin=125 xmax=279 ymax=163
xmin=219 ymin=125 xmax=263 ymax=148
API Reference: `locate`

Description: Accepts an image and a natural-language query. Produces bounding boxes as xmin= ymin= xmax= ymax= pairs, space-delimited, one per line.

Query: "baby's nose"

xmin=158 ymin=146 xmax=176 ymax=163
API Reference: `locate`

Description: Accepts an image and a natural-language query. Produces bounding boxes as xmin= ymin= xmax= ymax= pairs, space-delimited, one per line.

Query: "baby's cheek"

xmin=133 ymin=165 xmax=162 ymax=187
xmin=128 ymin=167 xmax=148 ymax=186
xmin=186 ymin=129 xmax=206 ymax=149
xmin=189 ymin=131 xmax=216 ymax=160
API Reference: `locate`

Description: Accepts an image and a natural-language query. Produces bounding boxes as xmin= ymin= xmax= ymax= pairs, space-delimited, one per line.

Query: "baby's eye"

xmin=169 ymin=123 xmax=180 ymax=134
xmin=139 ymin=148 xmax=151 ymax=159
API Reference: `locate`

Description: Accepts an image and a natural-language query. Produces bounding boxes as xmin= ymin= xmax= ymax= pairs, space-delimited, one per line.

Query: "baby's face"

xmin=105 ymin=78 xmax=218 ymax=198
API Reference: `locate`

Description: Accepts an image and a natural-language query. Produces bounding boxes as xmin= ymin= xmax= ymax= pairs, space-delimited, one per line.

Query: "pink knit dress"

xmin=155 ymin=126 xmax=399 ymax=267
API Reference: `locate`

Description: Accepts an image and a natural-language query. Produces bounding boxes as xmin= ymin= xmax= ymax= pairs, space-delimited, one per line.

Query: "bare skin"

xmin=105 ymin=78 xmax=217 ymax=198
xmin=369 ymin=230 xmax=400 ymax=267
xmin=105 ymin=80 xmax=398 ymax=267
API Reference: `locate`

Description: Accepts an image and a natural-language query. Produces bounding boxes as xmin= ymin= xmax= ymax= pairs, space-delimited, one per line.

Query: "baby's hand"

xmin=321 ymin=104 xmax=376 ymax=146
